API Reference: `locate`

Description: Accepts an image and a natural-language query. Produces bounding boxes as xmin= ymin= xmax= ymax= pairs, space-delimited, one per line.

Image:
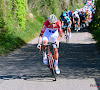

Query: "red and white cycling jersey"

xmin=41 ymin=19 xmax=62 ymax=34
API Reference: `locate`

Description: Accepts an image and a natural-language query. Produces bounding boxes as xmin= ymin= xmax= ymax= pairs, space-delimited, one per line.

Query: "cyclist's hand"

xmin=37 ymin=44 xmax=41 ymax=50
xmin=54 ymin=40 xmax=59 ymax=48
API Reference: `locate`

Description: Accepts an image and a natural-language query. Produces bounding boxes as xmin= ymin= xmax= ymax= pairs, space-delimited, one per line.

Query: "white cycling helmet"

xmin=48 ymin=14 xmax=57 ymax=23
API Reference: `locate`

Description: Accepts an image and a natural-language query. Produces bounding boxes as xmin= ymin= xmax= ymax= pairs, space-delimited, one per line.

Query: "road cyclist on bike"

xmin=79 ymin=9 xmax=86 ymax=29
xmin=37 ymin=14 xmax=63 ymax=74
xmin=72 ymin=12 xmax=80 ymax=31
xmin=61 ymin=12 xmax=72 ymax=38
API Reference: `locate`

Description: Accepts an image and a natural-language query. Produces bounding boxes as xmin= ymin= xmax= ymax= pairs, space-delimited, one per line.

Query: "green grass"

xmin=0 ymin=0 xmax=86 ymax=56
xmin=0 ymin=13 xmax=44 ymax=55
xmin=88 ymin=0 xmax=100 ymax=51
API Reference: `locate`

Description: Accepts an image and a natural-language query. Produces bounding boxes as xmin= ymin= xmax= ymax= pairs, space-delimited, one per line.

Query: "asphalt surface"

xmin=0 ymin=28 xmax=100 ymax=90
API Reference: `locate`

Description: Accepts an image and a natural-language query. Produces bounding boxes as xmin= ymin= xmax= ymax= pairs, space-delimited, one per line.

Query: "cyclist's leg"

xmin=78 ymin=20 xmax=80 ymax=30
xmin=64 ymin=27 xmax=67 ymax=38
xmin=62 ymin=26 xmax=67 ymax=38
xmin=64 ymin=27 xmax=67 ymax=35
xmin=82 ymin=19 xmax=86 ymax=28
xmin=67 ymin=27 xmax=71 ymax=38
xmin=53 ymin=47 xmax=60 ymax=74
xmin=67 ymin=22 xmax=71 ymax=38
xmin=63 ymin=22 xmax=67 ymax=38
xmin=53 ymin=48 xmax=58 ymax=66
xmin=51 ymin=31 xmax=60 ymax=74
xmin=74 ymin=21 xmax=77 ymax=30
xmin=80 ymin=18 xmax=82 ymax=29
xmin=42 ymin=30 xmax=50 ymax=64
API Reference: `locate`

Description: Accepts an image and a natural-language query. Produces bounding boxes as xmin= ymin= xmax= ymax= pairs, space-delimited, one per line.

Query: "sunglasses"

xmin=50 ymin=23 xmax=56 ymax=24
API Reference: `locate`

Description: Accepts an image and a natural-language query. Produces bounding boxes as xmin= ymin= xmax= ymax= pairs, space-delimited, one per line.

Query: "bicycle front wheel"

xmin=49 ymin=54 xmax=56 ymax=81
xmin=66 ymin=32 xmax=69 ymax=43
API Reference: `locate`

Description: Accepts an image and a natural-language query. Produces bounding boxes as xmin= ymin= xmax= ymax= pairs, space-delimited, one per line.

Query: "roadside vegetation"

xmin=89 ymin=0 xmax=100 ymax=50
xmin=0 ymin=0 xmax=84 ymax=55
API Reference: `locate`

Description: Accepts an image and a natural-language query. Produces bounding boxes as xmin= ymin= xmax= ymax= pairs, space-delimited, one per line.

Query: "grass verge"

xmin=0 ymin=13 xmax=44 ymax=55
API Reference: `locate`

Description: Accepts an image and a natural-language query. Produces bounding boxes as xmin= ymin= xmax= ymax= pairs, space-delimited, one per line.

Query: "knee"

xmin=53 ymin=48 xmax=58 ymax=53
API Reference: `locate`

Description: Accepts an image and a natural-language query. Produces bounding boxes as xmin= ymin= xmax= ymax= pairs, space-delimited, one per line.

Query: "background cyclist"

xmin=79 ymin=9 xmax=86 ymax=29
xmin=72 ymin=12 xmax=80 ymax=31
xmin=37 ymin=14 xmax=63 ymax=74
xmin=61 ymin=12 xmax=72 ymax=38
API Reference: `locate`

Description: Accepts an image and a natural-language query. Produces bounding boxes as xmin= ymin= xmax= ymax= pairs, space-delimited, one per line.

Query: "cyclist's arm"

xmin=56 ymin=20 xmax=63 ymax=42
xmin=61 ymin=18 xmax=64 ymax=26
xmin=38 ymin=21 xmax=47 ymax=44
xmin=56 ymin=33 xmax=63 ymax=42
xmin=38 ymin=33 xmax=43 ymax=44
xmin=65 ymin=16 xmax=71 ymax=27
xmin=61 ymin=21 xmax=64 ymax=26
xmin=69 ymin=20 xmax=72 ymax=27
xmin=73 ymin=18 xmax=75 ymax=23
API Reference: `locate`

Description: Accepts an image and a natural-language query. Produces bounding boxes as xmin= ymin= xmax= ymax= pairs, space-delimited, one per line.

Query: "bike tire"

xmin=66 ymin=33 xmax=69 ymax=43
xmin=49 ymin=54 xmax=56 ymax=81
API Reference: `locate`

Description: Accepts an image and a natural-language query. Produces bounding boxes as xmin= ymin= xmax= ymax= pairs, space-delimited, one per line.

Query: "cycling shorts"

xmin=42 ymin=28 xmax=59 ymax=48
xmin=62 ymin=22 xmax=71 ymax=28
xmin=74 ymin=19 xmax=78 ymax=22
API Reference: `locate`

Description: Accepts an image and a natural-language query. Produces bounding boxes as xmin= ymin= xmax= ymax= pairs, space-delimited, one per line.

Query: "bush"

xmin=89 ymin=0 xmax=100 ymax=50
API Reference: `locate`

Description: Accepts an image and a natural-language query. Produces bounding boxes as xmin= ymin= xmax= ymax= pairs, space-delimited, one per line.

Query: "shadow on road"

xmin=0 ymin=42 xmax=100 ymax=81
xmin=59 ymin=43 xmax=100 ymax=79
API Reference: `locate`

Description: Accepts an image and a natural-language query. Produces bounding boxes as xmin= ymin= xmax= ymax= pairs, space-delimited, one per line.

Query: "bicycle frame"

xmin=62 ymin=26 xmax=70 ymax=42
xmin=42 ymin=43 xmax=56 ymax=81
xmin=47 ymin=46 xmax=54 ymax=69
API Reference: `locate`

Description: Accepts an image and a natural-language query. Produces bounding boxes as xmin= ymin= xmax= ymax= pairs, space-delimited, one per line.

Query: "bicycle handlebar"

xmin=42 ymin=43 xmax=55 ymax=46
xmin=38 ymin=42 xmax=58 ymax=52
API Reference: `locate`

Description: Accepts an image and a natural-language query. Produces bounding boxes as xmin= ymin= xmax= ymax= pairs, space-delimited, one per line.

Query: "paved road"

xmin=0 ymin=29 xmax=100 ymax=90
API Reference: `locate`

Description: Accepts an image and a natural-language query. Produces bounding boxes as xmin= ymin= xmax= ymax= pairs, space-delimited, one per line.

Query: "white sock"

xmin=55 ymin=60 xmax=58 ymax=68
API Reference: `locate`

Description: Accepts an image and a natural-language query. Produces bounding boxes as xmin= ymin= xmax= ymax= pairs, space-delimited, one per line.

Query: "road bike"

xmin=41 ymin=43 xmax=57 ymax=81
xmin=73 ymin=21 xmax=79 ymax=33
xmin=66 ymin=28 xmax=70 ymax=43
xmin=62 ymin=26 xmax=70 ymax=43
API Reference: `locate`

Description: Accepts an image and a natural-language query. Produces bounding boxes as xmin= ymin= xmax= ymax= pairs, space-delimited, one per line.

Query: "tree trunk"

xmin=76 ymin=0 xmax=78 ymax=3
xmin=71 ymin=0 xmax=74 ymax=6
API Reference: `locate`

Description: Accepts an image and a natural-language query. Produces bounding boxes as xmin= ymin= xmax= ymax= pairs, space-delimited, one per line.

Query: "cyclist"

xmin=61 ymin=12 xmax=72 ymax=38
xmin=37 ymin=14 xmax=63 ymax=74
xmin=85 ymin=10 xmax=89 ymax=26
xmin=79 ymin=10 xmax=86 ymax=29
xmin=82 ymin=10 xmax=86 ymax=28
xmin=72 ymin=12 xmax=80 ymax=31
